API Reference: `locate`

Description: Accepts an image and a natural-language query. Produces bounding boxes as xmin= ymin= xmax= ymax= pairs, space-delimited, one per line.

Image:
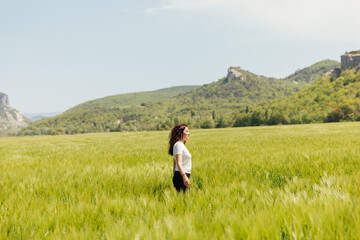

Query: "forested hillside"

xmin=21 ymin=60 xmax=339 ymax=135
xmin=232 ymin=68 xmax=360 ymax=126
xmin=284 ymin=60 xmax=339 ymax=83
xmin=67 ymin=85 xmax=200 ymax=112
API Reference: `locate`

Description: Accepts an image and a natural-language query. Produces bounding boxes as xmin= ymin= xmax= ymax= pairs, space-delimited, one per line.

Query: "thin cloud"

xmin=146 ymin=0 xmax=360 ymax=41
xmin=146 ymin=0 xmax=224 ymax=14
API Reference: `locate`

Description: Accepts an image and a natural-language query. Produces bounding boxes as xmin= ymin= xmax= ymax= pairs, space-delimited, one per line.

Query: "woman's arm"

xmin=173 ymin=158 xmax=176 ymax=175
xmin=175 ymin=154 xmax=190 ymax=187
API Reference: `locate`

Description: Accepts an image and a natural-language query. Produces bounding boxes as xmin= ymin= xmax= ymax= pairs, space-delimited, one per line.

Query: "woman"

xmin=169 ymin=123 xmax=191 ymax=193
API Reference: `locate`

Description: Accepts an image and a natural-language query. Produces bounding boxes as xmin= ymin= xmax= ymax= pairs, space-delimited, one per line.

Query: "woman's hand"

xmin=183 ymin=175 xmax=191 ymax=187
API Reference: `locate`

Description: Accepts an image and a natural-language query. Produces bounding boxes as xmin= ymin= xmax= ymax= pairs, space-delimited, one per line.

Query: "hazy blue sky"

xmin=1 ymin=0 xmax=359 ymax=113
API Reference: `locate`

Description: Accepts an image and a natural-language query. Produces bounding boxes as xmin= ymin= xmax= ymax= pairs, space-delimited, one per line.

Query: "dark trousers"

xmin=173 ymin=171 xmax=191 ymax=193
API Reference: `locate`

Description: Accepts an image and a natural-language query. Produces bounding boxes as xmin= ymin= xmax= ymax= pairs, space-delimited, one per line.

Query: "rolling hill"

xmin=232 ymin=68 xmax=360 ymax=126
xmin=67 ymin=85 xmax=200 ymax=112
xmin=21 ymin=60 xmax=339 ymax=135
xmin=283 ymin=60 xmax=339 ymax=83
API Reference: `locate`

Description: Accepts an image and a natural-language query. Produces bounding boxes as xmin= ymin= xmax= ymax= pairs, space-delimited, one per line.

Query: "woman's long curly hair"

xmin=168 ymin=123 xmax=188 ymax=156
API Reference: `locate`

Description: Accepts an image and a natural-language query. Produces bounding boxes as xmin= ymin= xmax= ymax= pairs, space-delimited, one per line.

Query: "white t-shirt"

xmin=173 ymin=141 xmax=191 ymax=173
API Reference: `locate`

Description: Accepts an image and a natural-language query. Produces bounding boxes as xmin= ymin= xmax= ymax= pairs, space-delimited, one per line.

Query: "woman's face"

xmin=182 ymin=127 xmax=190 ymax=141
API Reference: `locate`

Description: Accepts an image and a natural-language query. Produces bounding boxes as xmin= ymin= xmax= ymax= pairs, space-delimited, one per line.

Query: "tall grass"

xmin=0 ymin=122 xmax=359 ymax=239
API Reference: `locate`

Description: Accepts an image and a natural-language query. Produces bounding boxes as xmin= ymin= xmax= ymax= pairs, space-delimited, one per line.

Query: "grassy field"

xmin=1 ymin=122 xmax=360 ymax=239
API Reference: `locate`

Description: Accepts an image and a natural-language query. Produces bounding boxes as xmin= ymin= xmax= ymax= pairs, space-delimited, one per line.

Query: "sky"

xmin=1 ymin=0 xmax=360 ymax=113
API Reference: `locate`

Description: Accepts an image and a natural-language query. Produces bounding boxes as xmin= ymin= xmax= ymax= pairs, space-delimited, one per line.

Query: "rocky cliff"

xmin=328 ymin=51 xmax=360 ymax=81
xmin=227 ymin=66 xmax=247 ymax=82
xmin=341 ymin=51 xmax=360 ymax=71
xmin=0 ymin=93 xmax=30 ymax=132
xmin=0 ymin=92 xmax=9 ymax=106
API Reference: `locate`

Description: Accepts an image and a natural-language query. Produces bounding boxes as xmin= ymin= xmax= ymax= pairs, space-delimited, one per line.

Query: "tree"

xmin=251 ymin=111 xmax=262 ymax=126
xmin=233 ymin=114 xmax=251 ymax=127
xmin=201 ymin=119 xmax=214 ymax=129
xmin=215 ymin=117 xmax=227 ymax=128
xmin=327 ymin=107 xmax=344 ymax=122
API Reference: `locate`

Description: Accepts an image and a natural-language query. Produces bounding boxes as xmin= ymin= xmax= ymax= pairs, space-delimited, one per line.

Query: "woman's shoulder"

xmin=174 ymin=141 xmax=185 ymax=147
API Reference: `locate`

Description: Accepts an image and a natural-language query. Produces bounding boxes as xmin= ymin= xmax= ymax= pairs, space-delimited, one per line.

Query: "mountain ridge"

xmin=21 ymin=59 xmax=339 ymax=135
xmin=67 ymin=85 xmax=200 ymax=112
xmin=232 ymin=68 xmax=360 ymax=126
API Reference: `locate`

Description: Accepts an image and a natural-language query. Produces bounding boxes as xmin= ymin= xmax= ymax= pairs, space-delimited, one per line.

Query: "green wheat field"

xmin=1 ymin=122 xmax=360 ymax=239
